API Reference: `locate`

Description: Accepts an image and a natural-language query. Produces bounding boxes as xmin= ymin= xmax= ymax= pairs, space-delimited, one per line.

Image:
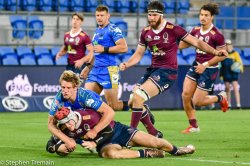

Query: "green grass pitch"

xmin=0 ymin=110 xmax=250 ymax=166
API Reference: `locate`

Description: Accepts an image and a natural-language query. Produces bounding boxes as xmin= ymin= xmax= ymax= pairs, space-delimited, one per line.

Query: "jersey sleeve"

xmin=214 ymin=33 xmax=225 ymax=48
xmin=49 ymin=91 xmax=62 ymax=116
xmin=138 ymin=28 xmax=147 ymax=47
xmin=110 ymin=24 xmax=124 ymax=43
xmin=82 ymin=32 xmax=92 ymax=46
xmin=78 ymin=88 xmax=103 ymax=111
xmin=173 ymin=25 xmax=189 ymax=41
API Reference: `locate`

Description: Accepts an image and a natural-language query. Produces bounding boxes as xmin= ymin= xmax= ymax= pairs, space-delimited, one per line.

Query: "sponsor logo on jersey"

xmin=82 ymin=115 xmax=91 ymax=120
xmin=6 ymin=74 xmax=33 ymax=97
xmin=43 ymin=96 xmax=55 ymax=110
xmin=153 ymin=36 xmax=160 ymax=40
xmin=2 ymin=96 xmax=28 ymax=112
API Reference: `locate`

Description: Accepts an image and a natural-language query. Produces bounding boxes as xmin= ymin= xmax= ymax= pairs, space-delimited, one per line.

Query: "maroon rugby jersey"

xmin=139 ymin=21 xmax=188 ymax=69
xmin=60 ymin=109 xmax=114 ymax=140
xmin=190 ymin=25 xmax=225 ymax=64
xmin=64 ymin=30 xmax=92 ymax=65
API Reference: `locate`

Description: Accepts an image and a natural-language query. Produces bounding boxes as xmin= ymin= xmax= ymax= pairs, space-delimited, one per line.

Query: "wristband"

xmin=84 ymin=62 xmax=92 ymax=68
xmin=103 ymin=47 xmax=109 ymax=53
xmin=202 ymin=61 xmax=209 ymax=68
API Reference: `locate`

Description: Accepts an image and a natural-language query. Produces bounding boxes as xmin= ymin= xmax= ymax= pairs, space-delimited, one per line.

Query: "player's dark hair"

xmin=59 ymin=70 xmax=80 ymax=88
xmin=72 ymin=12 xmax=84 ymax=21
xmin=96 ymin=5 xmax=109 ymax=13
xmin=200 ymin=3 xmax=219 ymax=16
xmin=147 ymin=0 xmax=164 ymax=14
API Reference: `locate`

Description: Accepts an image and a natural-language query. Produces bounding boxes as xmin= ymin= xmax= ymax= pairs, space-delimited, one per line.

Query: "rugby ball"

xmin=231 ymin=62 xmax=241 ymax=73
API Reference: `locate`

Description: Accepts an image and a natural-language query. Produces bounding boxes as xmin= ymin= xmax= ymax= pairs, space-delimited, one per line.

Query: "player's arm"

xmin=79 ymin=44 xmax=95 ymax=79
xmin=56 ymin=45 xmax=67 ymax=60
xmin=119 ymin=45 xmax=146 ymax=71
xmin=84 ymin=102 xmax=115 ymax=140
xmin=48 ymin=115 xmax=76 ymax=151
xmin=108 ymin=38 xmax=128 ymax=53
xmin=179 ymin=40 xmax=191 ymax=49
xmin=75 ymin=44 xmax=94 ymax=69
xmin=182 ymin=34 xmax=227 ymax=57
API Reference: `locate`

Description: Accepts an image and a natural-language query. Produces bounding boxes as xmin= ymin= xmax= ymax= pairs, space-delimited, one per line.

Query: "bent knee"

xmin=102 ymin=150 xmax=120 ymax=159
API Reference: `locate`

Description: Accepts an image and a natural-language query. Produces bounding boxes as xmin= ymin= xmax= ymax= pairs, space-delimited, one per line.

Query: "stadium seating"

xmin=34 ymin=46 xmax=52 ymax=58
xmin=110 ymin=18 xmax=128 ymax=37
xmin=21 ymin=0 xmax=37 ymax=11
xmin=139 ymin=53 xmax=151 ymax=65
xmin=177 ymin=0 xmax=190 ymax=14
xmin=37 ymin=56 xmax=54 ymax=65
xmin=215 ymin=6 xmax=235 ymax=29
xmin=237 ymin=6 xmax=250 ymax=29
xmin=5 ymin=0 xmax=21 ymax=11
xmin=102 ymin=0 xmax=115 ymax=13
xmin=70 ymin=0 xmax=85 ymax=12
xmin=55 ymin=55 xmax=68 ymax=65
xmin=53 ymin=0 xmax=70 ymax=12
xmin=38 ymin=0 xmax=53 ymax=12
xmin=2 ymin=55 xmax=19 ymax=65
xmin=177 ymin=54 xmax=188 ymax=65
xmin=9 ymin=15 xmax=27 ymax=40
xmin=0 ymin=46 xmax=17 ymax=58
xmin=0 ymin=0 xmax=4 ymax=10
xmin=20 ymin=56 xmax=36 ymax=65
xmin=116 ymin=0 xmax=131 ymax=13
xmin=86 ymin=0 xmax=99 ymax=12
xmin=181 ymin=47 xmax=196 ymax=59
xmin=50 ymin=46 xmax=61 ymax=57
xmin=242 ymin=48 xmax=250 ymax=59
xmin=163 ymin=0 xmax=176 ymax=14
xmin=16 ymin=46 xmax=34 ymax=58
xmin=28 ymin=16 xmax=44 ymax=39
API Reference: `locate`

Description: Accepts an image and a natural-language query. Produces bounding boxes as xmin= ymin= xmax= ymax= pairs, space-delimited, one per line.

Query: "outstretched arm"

xmin=119 ymin=45 xmax=146 ymax=71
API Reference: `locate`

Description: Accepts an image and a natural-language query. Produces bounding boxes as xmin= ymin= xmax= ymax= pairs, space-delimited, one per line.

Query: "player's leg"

xmin=128 ymin=131 xmax=195 ymax=156
xmin=104 ymin=88 xmax=129 ymax=111
xmin=224 ymin=81 xmax=231 ymax=108
xmin=181 ymin=76 xmax=199 ymax=133
xmin=84 ymin=82 xmax=103 ymax=94
xmin=232 ymin=81 xmax=241 ymax=109
xmin=130 ymin=79 xmax=160 ymax=137
xmin=100 ymin=144 xmax=164 ymax=158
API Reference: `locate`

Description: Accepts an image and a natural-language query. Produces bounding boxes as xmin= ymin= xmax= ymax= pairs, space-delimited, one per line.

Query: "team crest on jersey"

xmin=145 ymin=35 xmax=152 ymax=42
xmin=205 ymin=36 xmax=210 ymax=43
xmin=75 ymin=37 xmax=80 ymax=45
xmin=166 ymin=24 xmax=174 ymax=29
xmin=163 ymin=32 xmax=168 ymax=43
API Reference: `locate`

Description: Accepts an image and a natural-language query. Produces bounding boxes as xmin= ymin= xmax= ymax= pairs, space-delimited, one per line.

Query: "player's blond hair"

xmin=59 ymin=70 xmax=80 ymax=88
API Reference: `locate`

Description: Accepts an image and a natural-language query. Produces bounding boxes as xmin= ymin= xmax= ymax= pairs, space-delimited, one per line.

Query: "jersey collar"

xmin=200 ymin=24 xmax=213 ymax=35
xmin=70 ymin=28 xmax=82 ymax=37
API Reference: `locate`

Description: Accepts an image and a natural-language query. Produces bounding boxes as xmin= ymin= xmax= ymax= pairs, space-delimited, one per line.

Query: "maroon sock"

xmin=189 ymin=119 xmax=198 ymax=128
xmin=140 ymin=112 xmax=158 ymax=136
xmin=130 ymin=108 xmax=143 ymax=128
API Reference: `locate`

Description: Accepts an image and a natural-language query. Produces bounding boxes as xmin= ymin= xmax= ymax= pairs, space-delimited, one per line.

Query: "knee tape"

xmin=134 ymin=88 xmax=150 ymax=101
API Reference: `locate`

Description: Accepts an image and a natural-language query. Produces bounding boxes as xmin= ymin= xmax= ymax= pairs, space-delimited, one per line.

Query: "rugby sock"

xmin=130 ymin=108 xmax=143 ymax=128
xmin=168 ymin=145 xmax=178 ymax=155
xmin=138 ymin=149 xmax=145 ymax=158
xmin=189 ymin=119 xmax=198 ymax=128
xmin=122 ymin=101 xmax=129 ymax=111
xmin=140 ymin=111 xmax=158 ymax=136
xmin=216 ymin=94 xmax=223 ymax=102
